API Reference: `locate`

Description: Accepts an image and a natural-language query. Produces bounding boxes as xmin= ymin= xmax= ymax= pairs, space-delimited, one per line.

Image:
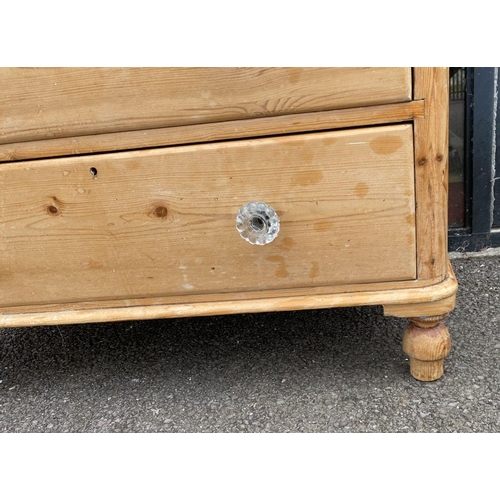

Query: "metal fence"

xmin=450 ymin=67 xmax=466 ymax=101
xmin=448 ymin=67 xmax=500 ymax=251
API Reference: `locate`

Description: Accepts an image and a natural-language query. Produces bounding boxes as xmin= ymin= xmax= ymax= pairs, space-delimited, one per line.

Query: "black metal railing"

xmin=450 ymin=67 xmax=466 ymax=101
xmin=448 ymin=67 xmax=500 ymax=252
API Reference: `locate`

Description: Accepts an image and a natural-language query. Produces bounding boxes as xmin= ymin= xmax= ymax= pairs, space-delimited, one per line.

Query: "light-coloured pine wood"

xmin=383 ymin=262 xmax=457 ymax=318
xmin=0 ymin=68 xmax=412 ymax=145
xmin=0 ymin=260 xmax=459 ymax=317
xmin=0 ymin=101 xmax=424 ymax=162
xmin=409 ymin=316 xmax=445 ymax=328
xmin=413 ymin=68 xmax=450 ymax=281
xmin=0 ymin=125 xmax=416 ymax=308
xmin=0 ymin=260 xmax=458 ymax=327
xmin=402 ymin=318 xmax=451 ymax=381
xmin=396 ymin=67 xmax=454 ymax=382
xmin=0 ymin=65 xmax=458 ymax=391
xmin=0 ymin=275 xmax=448 ymax=315
xmin=383 ymin=294 xmax=456 ymax=318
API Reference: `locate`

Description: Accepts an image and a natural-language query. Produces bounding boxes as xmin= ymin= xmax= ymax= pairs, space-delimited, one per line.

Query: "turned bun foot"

xmin=402 ymin=317 xmax=451 ymax=382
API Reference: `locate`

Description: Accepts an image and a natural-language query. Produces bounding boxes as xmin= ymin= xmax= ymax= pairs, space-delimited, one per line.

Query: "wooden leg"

xmin=383 ymin=293 xmax=455 ymax=382
xmin=402 ymin=315 xmax=451 ymax=381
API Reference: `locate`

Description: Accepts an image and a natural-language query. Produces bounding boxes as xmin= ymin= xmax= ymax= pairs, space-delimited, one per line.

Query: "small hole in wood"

xmin=89 ymin=167 xmax=98 ymax=179
xmin=47 ymin=205 xmax=58 ymax=215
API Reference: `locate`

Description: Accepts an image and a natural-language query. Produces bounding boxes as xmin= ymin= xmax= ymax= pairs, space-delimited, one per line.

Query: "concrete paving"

xmin=0 ymin=253 xmax=499 ymax=433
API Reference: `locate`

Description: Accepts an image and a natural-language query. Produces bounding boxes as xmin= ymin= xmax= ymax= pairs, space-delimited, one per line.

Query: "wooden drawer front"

xmin=0 ymin=125 xmax=416 ymax=307
xmin=0 ymin=68 xmax=411 ymax=144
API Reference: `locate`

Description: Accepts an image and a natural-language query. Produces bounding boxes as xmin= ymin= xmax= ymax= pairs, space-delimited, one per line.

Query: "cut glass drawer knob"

xmin=236 ymin=201 xmax=280 ymax=245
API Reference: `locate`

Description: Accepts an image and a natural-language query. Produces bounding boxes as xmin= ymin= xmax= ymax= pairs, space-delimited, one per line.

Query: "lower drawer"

xmin=0 ymin=125 xmax=416 ymax=307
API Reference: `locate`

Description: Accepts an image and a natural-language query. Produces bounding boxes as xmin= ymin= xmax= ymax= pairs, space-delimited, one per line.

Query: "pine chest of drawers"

xmin=0 ymin=68 xmax=457 ymax=381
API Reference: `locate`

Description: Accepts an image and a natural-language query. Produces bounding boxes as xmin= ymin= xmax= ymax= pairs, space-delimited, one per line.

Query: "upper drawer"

xmin=0 ymin=68 xmax=412 ymax=144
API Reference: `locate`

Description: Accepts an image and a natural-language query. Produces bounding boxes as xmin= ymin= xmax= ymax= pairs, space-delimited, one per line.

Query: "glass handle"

xmin=236 ymin=201 xmax=280 ymax=245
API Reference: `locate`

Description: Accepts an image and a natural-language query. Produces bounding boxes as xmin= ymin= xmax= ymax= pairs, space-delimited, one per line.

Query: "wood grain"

xmin=384 ymin=263 xmax=457 ymax=318
xmin=0 ymin=125 xmax=416 ymax=308
xmin=413 ymin=68 xmax=450 ymax=280
xmin=0 ymin=68 xmax=412 ymax=144
xmin=383 ymin=293 xmax=456 ymax=318
xmin=0 ymin=261 xmax=458 ymax=328
xmin=0 ymin=101 xmax=424 ymax=162
xmin=0 ymin=264 xmax=457 ymax=318
xmin=402 ymin=321 xmax=451 ymax=381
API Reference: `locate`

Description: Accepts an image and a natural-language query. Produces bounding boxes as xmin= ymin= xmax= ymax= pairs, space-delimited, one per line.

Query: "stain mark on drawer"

xmin=266 ymin=255 xmax=289 ymax=278
xmin=291 ymin=170 xmax=323 ymax=187
xmin=309 ymin=262 xmax=320 ymax=279
xmin=313 ymin=221 xmax=332 ymax=232
xmin=354 ymin=182 xmax=369 ymax=199
xmin=84 ymin=260 xmax=104 ymax=270
xmin=370 ymin=135 xmax=404 ymax=155
xmin=277 ymin=237 xmax=296 ymax=249
xmin=0 ymin=270 xmax=13 ymax=281
xmin=322 ymin=137 xmax=337 ymax=147
xmin=405 ymin=214 xmax=415 ymax=227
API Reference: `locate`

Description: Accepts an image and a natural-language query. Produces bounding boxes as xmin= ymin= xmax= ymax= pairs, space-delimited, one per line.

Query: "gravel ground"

xmin=0 ymin=254 xmax=499 ymax=433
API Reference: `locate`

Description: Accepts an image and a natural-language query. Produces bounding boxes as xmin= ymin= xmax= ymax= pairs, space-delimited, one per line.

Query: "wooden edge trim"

xmin=0 ymin=261 xmax=457 ymax=328
xmin=0 ymin=276 xmax=442 ymax=314
xmin=413 ymin=67 xmax=449 ymax=281
xmin=0 ymin=101 xmax=425 ymax=163
xmin=383 ymin=294 xmax=456 ymax=319
xmin=383 ymin=262 xmax=457 ymax=318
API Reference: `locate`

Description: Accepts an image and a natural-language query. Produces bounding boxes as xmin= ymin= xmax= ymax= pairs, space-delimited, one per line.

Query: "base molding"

xmin=0 ymin=263 xmax=458 ymax=328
